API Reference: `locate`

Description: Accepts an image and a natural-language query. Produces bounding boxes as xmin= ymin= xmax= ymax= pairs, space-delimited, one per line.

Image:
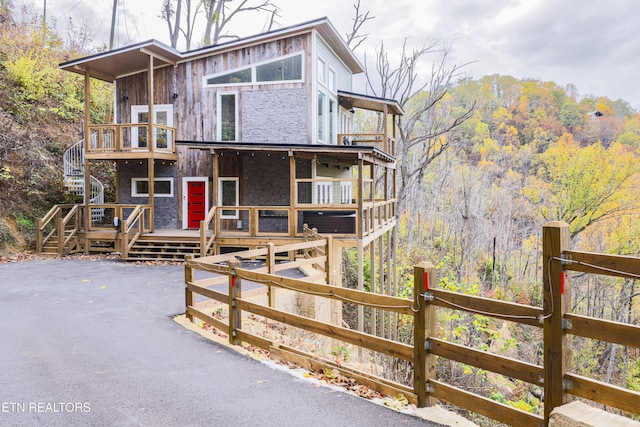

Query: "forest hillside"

xmin=0 ymin=5 xmax=112 ymax=254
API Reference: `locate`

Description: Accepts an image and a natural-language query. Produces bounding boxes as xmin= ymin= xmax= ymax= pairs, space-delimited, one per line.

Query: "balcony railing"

xmin=87 ymin=124 xmax=176 ymax=155
xmin=338 ymin=133 xmax=396 ymax=157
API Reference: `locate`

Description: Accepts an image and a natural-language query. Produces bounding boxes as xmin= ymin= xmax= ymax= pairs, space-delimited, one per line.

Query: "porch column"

xmin=147 ymin=54 xmax=155 ymax=228
xmin=212 ymin=151 xmax=219 ymax=236
xmin=357 ymin=156 xmax=364 ymax=337
xmin=382 ymin=104 xmax=389 ymax=153
xmin=83 ymin=70 xmax=92 ymax=252
xmin=289 ymin=152 xmax=296 ymax=236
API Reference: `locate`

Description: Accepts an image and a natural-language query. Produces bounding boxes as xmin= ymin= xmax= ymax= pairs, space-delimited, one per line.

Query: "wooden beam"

xmin=432 ymin=380 xmax=543 ymax=427
xmin=542 ymin=221 xmax=572 ymax=423
xmin=564 ymin=249 xmax=640 ymax=279
xmin=147 ymin=54 xmax=155 ymax=228
xmin=140 ymin=47 xmax=177 ymax=67
xmin=289 ymin=153 xmax=296 ymax=236
xmin=430 ymin=338 xmax=544 ymax=386
xmin=234 ymin=268 xmax=414 ymax=315
xmin=429 ymin=288 xmax=543 ymax=327
xmin=236 ymin=298 xmax=414 ymax=361
xmin=565 ymin=373 xmax=640 ymax=415
xmin=414 ymin=262 xmax=437 ymax=407
xmin=83 ymin=70 xmax=91 ymax=246
xmin=564 ymin=313 xmax=640 ymax=348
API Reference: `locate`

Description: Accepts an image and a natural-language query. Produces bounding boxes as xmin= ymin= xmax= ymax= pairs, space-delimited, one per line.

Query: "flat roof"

xmin=59 ymin=17 xmax=362 ymax=82
xmin=338 ymin=90 xmax=404 ymax=116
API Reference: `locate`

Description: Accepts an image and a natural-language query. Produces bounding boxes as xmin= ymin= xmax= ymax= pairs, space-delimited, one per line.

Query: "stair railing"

xmin=36 ymin=204 xmax=80 ymax=256
xmin=56 ymin=205 xmax=81 ymax=256
xmin=199 ymin=206 xmax=217 ymax=257
xmin=63 ymin=140 xmax=106 ymax=223
xmin=120 ymin=205 xmax=151 ymax=259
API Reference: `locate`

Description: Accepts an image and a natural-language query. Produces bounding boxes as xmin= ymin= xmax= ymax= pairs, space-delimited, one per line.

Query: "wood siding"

xmin=116 ymin=34 xmax=313 ymax=144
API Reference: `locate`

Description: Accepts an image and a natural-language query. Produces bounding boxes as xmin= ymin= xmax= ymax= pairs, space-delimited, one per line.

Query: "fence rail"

xmin=184 ymin=221 xmax=640 ymax=426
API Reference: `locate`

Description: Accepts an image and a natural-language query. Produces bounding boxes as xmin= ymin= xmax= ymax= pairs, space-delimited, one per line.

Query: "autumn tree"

xmin=522 ymin=133 xmax=640 ymax=237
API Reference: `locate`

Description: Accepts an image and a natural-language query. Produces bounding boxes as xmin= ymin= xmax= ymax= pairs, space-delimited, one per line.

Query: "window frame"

xmin=131 ymin=177 xmax=174 ymax=198
xmin=218 ymin=177 xmax=239 ymax=219
xmin=316 ymin=56 xmax=338 ymax=145
xmin=217 ymin=92 xmax=238 ymax=142
xmin=204 ymin=52 xmax=304 ymax=88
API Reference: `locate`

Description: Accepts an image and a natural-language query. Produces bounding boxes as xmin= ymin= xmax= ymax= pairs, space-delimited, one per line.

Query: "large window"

xmin=316 ymin=56 xmax=338 ymax=145
xmin=131 ymin=178 xmax=174 ymax=197
xmin=207 ymin=68 xmax=251 ymax=85
xmin=205 ymin=52 xmax=303 ymax=87
xmin=256 ymin=55 xmax=302 ymax=82
xmin=219 ymin=177 xmax=239 ymax=219
xmin=317 ymin=91 xmax=326 ymax=142
xmin=217 ymin=93 xmax=237 ymax=142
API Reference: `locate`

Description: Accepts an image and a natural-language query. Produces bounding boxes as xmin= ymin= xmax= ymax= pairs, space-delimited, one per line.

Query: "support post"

xmin=542 ymin=221 xmax=572 ymax=424
xmin=267 ymin=242 xmax=276 ymax=307
xmin=184 ymin=254 xmax=194 ymax=322
xmin=228 ymin=260 xmax=242 ymax=345
xmin=57 ymin=217 xmax=64 ymax=256
xmin=414 ymin=262 xmax=437 ymax=407
xmin=289 ymin=153 xmax=297 ymax=236
xmin=83 ymin=70 xmax=91 ymax=251
xmin=121 ymin=218 xmax=129 ymax=260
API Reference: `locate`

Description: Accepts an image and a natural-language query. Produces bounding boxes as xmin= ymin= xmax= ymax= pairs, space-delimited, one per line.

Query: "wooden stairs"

xmin=38 ymin=231 xmax=79 ymax=257
xmin=124 ymin=234 xmax=206 ymax=261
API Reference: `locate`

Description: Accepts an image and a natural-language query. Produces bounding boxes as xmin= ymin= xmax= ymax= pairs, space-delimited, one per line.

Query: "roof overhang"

xmin=59 ymin=40 xmax=182 ymax=82
xmin=182 ymin=17 xmax=362 ymax=74
xmin=59 ymin=17 xmax=363 ymax=81
xmin=177 ymin=141 xmax=395 ymax=163
xmin=338 ymin=90 xmax=404 ymax=116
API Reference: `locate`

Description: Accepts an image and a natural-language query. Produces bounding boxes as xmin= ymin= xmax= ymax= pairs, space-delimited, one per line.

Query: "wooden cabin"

xmin=38 ymin=17 xmax=402 ymax=289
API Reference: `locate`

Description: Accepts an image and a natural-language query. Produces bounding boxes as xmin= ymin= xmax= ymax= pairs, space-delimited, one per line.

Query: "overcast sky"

xmin=26 ymin=0 xmax=640 ymax=108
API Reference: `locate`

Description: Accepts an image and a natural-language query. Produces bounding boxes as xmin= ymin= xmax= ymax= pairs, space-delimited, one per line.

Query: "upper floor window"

xmin=328 ymin=69 xmax=336 ymax=93
xmin=217 ymin=92 xmax=237 ymax=142
xmin=317 ymin=58 xmax=327 ymax=85
xmin=205 ymin=52 xmax=303 ymax=87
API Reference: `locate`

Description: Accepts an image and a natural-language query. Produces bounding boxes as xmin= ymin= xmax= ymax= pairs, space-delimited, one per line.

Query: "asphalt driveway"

xmin=0 ymin=258 xmax=439 ymax=427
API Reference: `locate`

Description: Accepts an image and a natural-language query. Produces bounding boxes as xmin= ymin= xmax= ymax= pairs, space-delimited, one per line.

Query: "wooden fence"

xmin=184 ymin=221 xmax=640 ymax=426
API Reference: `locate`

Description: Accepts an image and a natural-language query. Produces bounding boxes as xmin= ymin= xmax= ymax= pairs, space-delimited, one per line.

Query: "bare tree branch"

xmin=161 ymin=0 xmax=182 ymax=48
xmin=345 ymin=0 xmax=374 ymax=51
xmin=203 ymin=0 xmax=279 ymax=46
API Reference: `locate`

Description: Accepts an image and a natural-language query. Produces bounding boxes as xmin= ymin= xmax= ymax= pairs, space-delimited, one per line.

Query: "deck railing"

xmin=203 ymin=200 xmax=395 ymax=242
xmin=184 ymin=221 xmax=640 ymax=426
xmin=36 ymin=204 xmax=81 ymax=256
xmin=87 ymin=123 xmax=176 ymax=155
xmin=338 ymin=133 xmax=396 ymax=157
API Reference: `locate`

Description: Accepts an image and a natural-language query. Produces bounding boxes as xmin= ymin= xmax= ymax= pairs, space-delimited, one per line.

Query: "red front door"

xmin=187 ymin=181 xmax=206 ymax=228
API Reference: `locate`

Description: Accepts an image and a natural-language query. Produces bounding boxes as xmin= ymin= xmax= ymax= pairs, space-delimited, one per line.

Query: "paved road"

xmin=0 ymin=258 xmax=439 ymax=427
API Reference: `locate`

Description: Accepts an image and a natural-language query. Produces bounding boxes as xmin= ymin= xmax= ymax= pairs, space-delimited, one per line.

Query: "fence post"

xmin=267 ymin=242 xmax=276 ymax=307
xmin=542 ymin=221 xmax=572 ymax=424
xmin=121 ymin=218 xmax=129 ymax=260
xmin=325 ymin=234 xmax=333 ymax=285
xmin=184 ymin=254 xmax=194 ymax=323
xmin=414 ymin=262 xmax=437 ymax=407
xmin=228 ymin=260 xmax=242 ymax=345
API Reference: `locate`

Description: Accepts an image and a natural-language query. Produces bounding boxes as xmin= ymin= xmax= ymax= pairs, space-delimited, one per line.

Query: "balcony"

xmin=338 ymin=133 xmax=396 ymax=158
xmin=85 ymin=124 xmax=177 ymax=160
